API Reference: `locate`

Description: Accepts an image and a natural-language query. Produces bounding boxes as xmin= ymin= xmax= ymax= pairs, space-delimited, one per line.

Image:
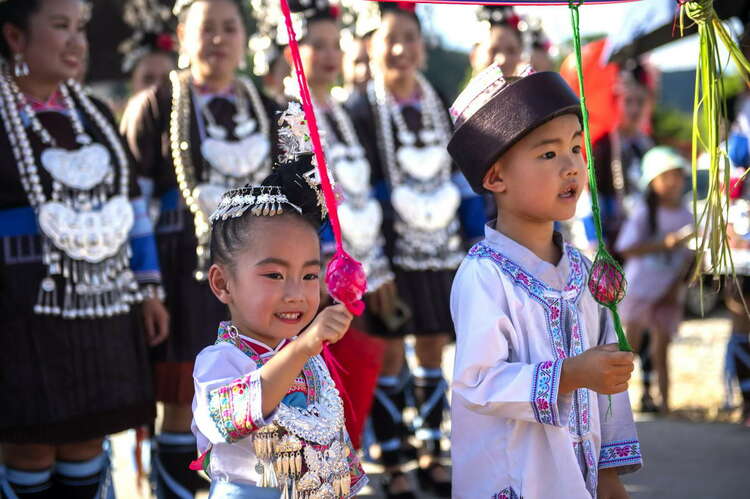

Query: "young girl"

xmin=120 ymin=0 xmax=280 ymax=492
xmin=191 ymin=104 xmax=367 ymax=497
xmin=616 ymin=146 xmax=694 ymax=414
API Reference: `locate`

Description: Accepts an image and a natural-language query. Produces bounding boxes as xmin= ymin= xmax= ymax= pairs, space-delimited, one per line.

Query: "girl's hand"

xmin=142 ymin=298 xmax=170 ymax=346
xmin=597 ymin=468 xmax=629 ymax=499
xmin=298 ymin=304 xmax=353 ymax=357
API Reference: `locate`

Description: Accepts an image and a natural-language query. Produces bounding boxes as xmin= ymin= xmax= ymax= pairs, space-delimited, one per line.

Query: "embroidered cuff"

xmin=599 ymin=439 xmax=643 ymax=474
xmin=208 ymin=370 xmax=271 ymax=443
xmin=530 ymin=359 xmax=567 ymax=426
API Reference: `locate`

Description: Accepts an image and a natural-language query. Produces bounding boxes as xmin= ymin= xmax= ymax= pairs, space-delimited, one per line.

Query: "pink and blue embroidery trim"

xmin=599 ymin=440 xmax=642 ymax=469
xmin=530 ymin=359 xmax=564 ymax=426
xmin=208 ymin=371 xmax=263 ymax=443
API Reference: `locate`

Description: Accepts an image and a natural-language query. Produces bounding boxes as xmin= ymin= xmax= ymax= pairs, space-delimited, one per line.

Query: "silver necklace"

xmin=310 ymin=94 xmax=394 ymax=293
xmin=170 ymin=72 xmax=273 ymax=280
xmin=369 ymin=74 xmax=464 ymax=271
xmin=0 ymin=70 xmax=140 ymax=318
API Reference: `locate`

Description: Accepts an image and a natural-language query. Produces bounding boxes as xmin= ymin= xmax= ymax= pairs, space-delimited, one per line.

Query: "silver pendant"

xmin=332 ymin=156 xmax=370 ymax=196
xmin=37 ymin=195 xmax=134 ymax=263
xmin=396 ymin=144 xmax=450 ymax=182
xmin=76 ymin=133 xmax=93 ymax=145
xmin=339 ymin=199 xmax=382 ymax=253
xmin=419 ymin=128 xmax=438 ymax=144
xmin=193 ymin=183 xmax=228 ymax=220
xmin=207 ymin=124 xmax=228 ymax=140
xmin=234 ymin=118 xmax=257 ymax=138
xmin=397 ymin=130 xmax=416 ymax=146
xmin=391 ymin=181 xmax=460 ymax=232
xmin=40 ymin=143 xmax=113 ymax=191
xmin=201 ymin=134 xmax=270 ymax=178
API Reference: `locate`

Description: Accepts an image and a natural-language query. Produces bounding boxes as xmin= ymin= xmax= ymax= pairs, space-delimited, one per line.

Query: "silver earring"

xmin=13 ymin=53 xmax=29 ymax=78
xmin=238 ymin=56 xmax=247 ymax=72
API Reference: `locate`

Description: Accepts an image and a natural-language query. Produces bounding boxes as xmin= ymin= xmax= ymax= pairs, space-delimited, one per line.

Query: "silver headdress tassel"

xmin=209 ymin=186 xmax=298 ymax=223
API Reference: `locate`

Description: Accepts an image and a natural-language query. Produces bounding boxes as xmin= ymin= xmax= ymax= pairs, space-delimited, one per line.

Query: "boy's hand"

xmin=298 ymin=304 xmax=353 ymax=357
xmin=561 ymin=344 xmax=634 ymax=394
xmin=597 ymin=469 xmax=629 ymax=499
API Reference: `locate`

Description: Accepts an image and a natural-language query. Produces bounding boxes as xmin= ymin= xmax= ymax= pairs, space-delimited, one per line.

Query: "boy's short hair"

xmin=447 ymin=65 xmax=581 ymax=194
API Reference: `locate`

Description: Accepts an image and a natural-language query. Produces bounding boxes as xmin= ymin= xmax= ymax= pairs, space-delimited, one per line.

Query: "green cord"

xmin=569 ymin=2 xmax=605 ymax=249
xmin=569 ymin=1 xmax=632 ymax=353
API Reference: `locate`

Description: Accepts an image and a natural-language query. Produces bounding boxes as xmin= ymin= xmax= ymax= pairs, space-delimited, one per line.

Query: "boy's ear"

xmin=482 ymin=161 xmax=506 ymax=194
xmin=208 ymin=264 xmax=232 ymax=305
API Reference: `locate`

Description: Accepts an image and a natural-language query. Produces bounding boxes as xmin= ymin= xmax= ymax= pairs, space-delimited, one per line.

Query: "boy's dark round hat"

xmin=448 ymin=67 xmax=581 ymax=194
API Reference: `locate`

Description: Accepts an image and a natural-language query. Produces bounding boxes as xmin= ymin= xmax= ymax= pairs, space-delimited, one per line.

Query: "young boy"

xmin=447 ymin=65 xmax=642 ymax=499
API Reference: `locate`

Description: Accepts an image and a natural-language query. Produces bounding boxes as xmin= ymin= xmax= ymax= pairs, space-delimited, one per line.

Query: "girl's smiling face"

xmin=484 ymin=113 xmax=585 ymax=223
xmin=209 ymin=214 xmax=322 ymax=347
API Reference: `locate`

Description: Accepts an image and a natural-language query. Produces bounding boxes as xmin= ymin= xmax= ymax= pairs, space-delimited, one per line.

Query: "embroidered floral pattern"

xmin=531 ymin=359 xmax=564 ymax=426
xmin=208 ymin=372 xmax=262 ymax=443
xmin=599 ymin=440 xmax=642 ymax=469
xmin=492 ymin=486 xmax=521 ymax=499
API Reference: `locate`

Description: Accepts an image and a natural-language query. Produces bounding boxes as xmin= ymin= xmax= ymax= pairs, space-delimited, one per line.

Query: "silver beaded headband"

xmin=209 ymin=185 xmax=300 ymax=223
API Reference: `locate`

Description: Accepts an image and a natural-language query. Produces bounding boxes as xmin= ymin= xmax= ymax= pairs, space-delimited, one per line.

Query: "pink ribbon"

xmin=280 ymin=0 xmax=367 ymax=315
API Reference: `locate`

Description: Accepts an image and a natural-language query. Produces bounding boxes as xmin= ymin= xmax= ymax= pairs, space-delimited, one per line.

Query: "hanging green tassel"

xmin=568 ymin=0 xmax=632 ymax=353
xmin=679 ymin=0 xmax=750 ymax=313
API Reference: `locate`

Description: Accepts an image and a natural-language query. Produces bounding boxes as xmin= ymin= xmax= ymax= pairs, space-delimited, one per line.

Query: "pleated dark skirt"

xmin=153 ymin=210 xmax=229 ymax=404
xmin=0 ymin=251 xmax=155 ymax=444
xmin=374 ymin=217 xmax=458 ymax=338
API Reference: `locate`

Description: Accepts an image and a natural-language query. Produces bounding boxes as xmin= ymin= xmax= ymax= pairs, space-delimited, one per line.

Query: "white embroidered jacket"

xmin=450 ymin=224 xmax=642 ymax=499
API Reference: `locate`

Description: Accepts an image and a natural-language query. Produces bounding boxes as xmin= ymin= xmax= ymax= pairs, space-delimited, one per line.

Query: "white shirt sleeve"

xmin=451 ymin=259 xmax=573 ymax=426
xmin=192 ymin=343 xmax=275 ymax=445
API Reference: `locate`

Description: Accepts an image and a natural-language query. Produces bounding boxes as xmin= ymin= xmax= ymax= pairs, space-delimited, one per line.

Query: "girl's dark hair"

xmin=209 ymin=154 xmax=325 ymax=269
xmin=378 ymin=2 xmax=421 ymax=32
xmin=176 ymin=0 xmax=249 ymax=28
xmin=645 ymin=186 xmax=659 ymax=236
xmin=0 ymin=0 xmax=42 ymax=59
xmin=478 ymin=6 xmax=521 ymax=42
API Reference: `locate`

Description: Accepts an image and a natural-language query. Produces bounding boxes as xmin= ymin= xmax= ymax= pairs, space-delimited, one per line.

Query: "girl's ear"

xmin=483 ymin=160 xmax=507 ymax=194
xmin=208 ymin=263 xmax=232 ymax=305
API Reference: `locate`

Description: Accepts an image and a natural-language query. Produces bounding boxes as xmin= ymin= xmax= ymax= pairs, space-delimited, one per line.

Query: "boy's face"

xmin=484 ymin=113 xmax=584 ymax=223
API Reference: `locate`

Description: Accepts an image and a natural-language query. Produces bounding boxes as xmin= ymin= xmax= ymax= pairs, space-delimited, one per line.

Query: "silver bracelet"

xmin=140 ymin=284 xmax=166 ymax=302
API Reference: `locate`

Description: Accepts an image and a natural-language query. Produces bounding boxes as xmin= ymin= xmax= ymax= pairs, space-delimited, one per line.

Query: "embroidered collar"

xmin=482 ymin=221 xmax=571 ymax=291
xmin=21 ymin=90 xmax=66 ymax=112
xmin=217 ymin=321 xmax=292 ymax=359
xmin=239 ymin=334 xmax=290 ymax=358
